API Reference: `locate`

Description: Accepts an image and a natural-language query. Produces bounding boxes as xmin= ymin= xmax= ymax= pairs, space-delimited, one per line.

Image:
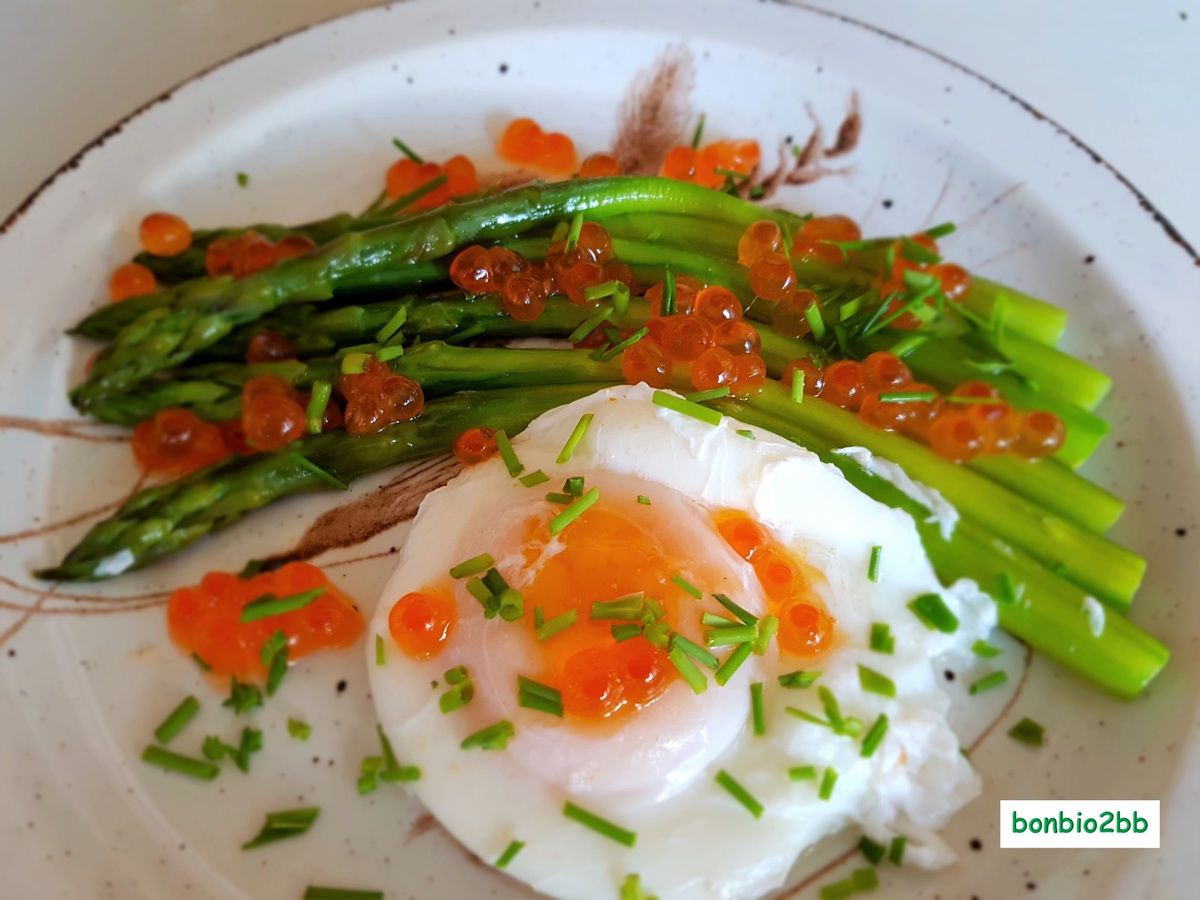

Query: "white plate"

xmin=1 ymin=1 xmax=1197 ymax=897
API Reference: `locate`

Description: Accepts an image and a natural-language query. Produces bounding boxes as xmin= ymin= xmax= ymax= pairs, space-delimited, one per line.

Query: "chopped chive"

xmin=497 ymin=587 xmax=524 ymax=622
xmin=749 ymin=184 xmax=765 ymax=199
xmin=445 ymin=665 xmax=469 ymax=684
xmin=651 ymin=390 xmax=722 ymax=426
xmin=584 ymin=280 xmax=620 ymax=301
xmin=240 ymin=587 xmax=326 ymax=623
xmin=544 ymin=491 xmax=573 ymax=505
xmin=357 ymin=755 xmax=383 ymax=795
xmin=924 ymin=221 xmax=956 ymax=239
xmin=374 ymin=307 xmax=408 ymax=345
xmin=691 ymin=112 xmax=706 ymax=148
xmin=495 ymin=839 xmax=525 ymax=869
xmin=778 ymin=670 xmax=821 ymax=689
xmin=223 ymin=677 xmax=263 ymax=715
xmin=890 ymin=332 xmax=928 ymax=357
xmin=705 ymin=624 xmax=758 ymax=647
xmin=869 ymin=622 xmax=894 ymax=655
xmin=449 ymin=553 xmax=496 ymax=580
xmin=791 ymin=369 xmax=805 ymax=404
xmin=461 ymin=720 xmax=515 ymax=751
xmin=341 ymin=351 xmax=370 ymax=375
xmin=261 ymin=629 xmax=289 ymax=696
xmin=715 ymin=769 xmax=764 ymax=818
xmin=235 ymin=171 xmax=250 ymax=188
xmin=969 ymin=670 xmax=1009 ymax=695
xmin=888 ymin=835 xmax=907 ymax=864
xmin=879 ymin=390 xmax=937 ymax=403
xmin=971 ymin=639 xmax=1002 ymax=659
xmin=563 ymin=476 xmax=585 ymax=496
xmin=517 ymin=678 xmax=564 ymax=718
xmin=611 ymin=623 xmax=643 ymax=642
xmin=445 ymin=322 xmax=485 ymax=344
xmin=819 ymin=866 xmax=878 ymax=899
xmin=839 ymin=296 xmax=864 ymax=321
xmin=686 ymin=387 xmax=730 ymax=403
xmin=661 ymin=268 xmax=677 ymax=315
xmin=590 ymin=595 xmax=644 ymax=620
xmin=620 ymin=873 xmax=654 ymax=900
xmin=391 ymin=137 xmax=423 ymax=162
xmin=303 ymin=888 xmax=383 ymax=900
xmin=996 ymin=571 xmax=1024 ymax=605
xmin=306 ymin=381 xmax=332 ymax=434
xmin=517 ymin=676 xmax=560 ymax=703
xmin=805 ymin=301 xmax=826 ymax=341
xmin=859 ymin=835 xmax=887 ymax=865
xmin=702 ymin=612 xmax=740 ymax=628
xmin=713 ymin=593 xmax=757 ymax=626
xmin=375 ymin=724 xmax=418 ymax=782
xmin=595 ymin=326 xmax=649 ymax=362
xmin=753 ymin=615 xmax=779 ymax=654
xmin=494 ymin=429 xmax=523 ymax=477
xmin=669 ymin=633 xmax=719 ymax=669
xmin=465 ymin=577 xmax=495 ymax=609
xmin=439 ymin=667 xmax=475 ymax=713
xmin=786 ymin=707 xmax=829 ymax=728
xmin=374 ymin=633 xmax=387 ymax=666
xmin=714 ymin=642 xmax=754 ymax=686
xmin=860 ymin=714 xmax=889 ymax=758
xmin=287 ymin=718 xmax=312 ymax=741
xmin=899 ymin=236 xmax=941 ymax=265
xmin=153 ymin=696 xmax=201 ymax=745
xmin=636 ymin=494 xmax=652 ymax=505
xmin=1008 ymin=717 xmax=1045 ymax=746
xmin=564 ymin=213 xmax=585 ymax=252
xmin=141 ymin=745 xmax=220 ymax=781
xmin=750 ymin=682 xmax=766 ymax=735
xmin=671 ymin=574 xmax=702 ymax=599
xmin=289 ymin=452 xmax=350 ymax=491
xmin=867 ymin=545 xmax=882 ymax=583
xmin=667 ymin=645 xmax=709 ymax=694
xmin=736 ymin=428 xmax=755 ymax=440
xmin=568 ymin=306 xmax=614 ymax=344
xmin=191 ymin=652 xmax=212 ymax=672
xmin=908 ymin=593 xmax=960 ymax=633
xmin=789 ymin=765 xmax=817 ymax=781
xmin=818 ymin=768 xmax=838 ymax=801
xmin=536 ymin=609 xmax=578 ymax=641
xmin=857 ymin=665 xmax=896 ymax=698
xmin=557 ymin=413 xmax=594 ymax=464
xmin=562 ymin=801 xmax=637 ymax=847
xmin=549 ymin=486 xmax=600 ymax=536
xmin=241 ymin=806 xmax=321 ymax=850
xmin=519 ymin=469 xmax=550 ymax=488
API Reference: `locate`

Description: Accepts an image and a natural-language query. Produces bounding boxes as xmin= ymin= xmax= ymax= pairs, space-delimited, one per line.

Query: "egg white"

xmin=368 ymin=384 xmax=994 ymax=899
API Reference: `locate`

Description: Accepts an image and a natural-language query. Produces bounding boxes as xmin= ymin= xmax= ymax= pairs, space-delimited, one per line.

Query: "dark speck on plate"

xmin=882 ymin=198 xmax=893 ymax=209
xmin=970 ymin=838 xmax=982 ymax=851
xmin=944 ymin=669 xmax=956 ymax=681
xmin=1176 ymin=527 xmax=1188 ymax=537
xmin=1084 ymin=254 xmax=1096 ymax=264
xmin=499 ymin=63 xmax=509 ymax=74
xmin=337 ymin=679 xmax=348 ymax=694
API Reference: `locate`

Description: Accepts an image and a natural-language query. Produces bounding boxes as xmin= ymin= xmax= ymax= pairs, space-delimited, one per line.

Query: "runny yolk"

xmin=713 ymin=509 xmax=836 ymax=659
xmin=388 ymin=589 xmax=457 ymax=659
xmin=520 ymin=505 xmax=681 ymax=723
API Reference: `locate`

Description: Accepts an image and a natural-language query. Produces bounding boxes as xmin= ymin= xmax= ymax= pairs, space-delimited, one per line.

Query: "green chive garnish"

xmin=860 ymin=714 xmax=889 ymax=758
xmin=667 ymin=645 xmax=709 ymax=694
xmin=713 ymin=593 xmax=757 ymax=626
xmin=714 ymin=642 xmax=754 ymax=686
xmin=544 ymin=491 xmax=573 ymax=505
xmin=375 ymin=634 xmax=386 ymax=666
xmin=819 ymin=866 xmax=878 ymax=899
xmin=564 ymin=213 xmax=584 ymax=252
xmin=789 ymin=765 xmax=817 ymax=781
xmin=241 ymin=806 xmax=321 ymax=850
xmin=261 ymin=629 xmax=289 ymax=696
xmin=611 ymin=623 xmax=643 ymax=642
xmin=287 ymin=718 xmax=312 ymax=741
xmin=374 ymin=307 xmax=408 ymax=345
xmin=562 ymin=801 xmax=637 ymax=847
xmin=858 ymin=665 xmax=896 ymax=698
xmin=465 ymin=577 xmax=495 ymax=610
xmin=750 ymin=682 xmax=766 ymax=736
xmin=153 ymin=695 xmax=200 ymax=745
xmin=141 ymin=745 xmax=220 ymax=781
xmin=192 ymin=652 xmax=212 ymax=672
xmin=691 ymin=112 xmax=706 ymax=148
xmin=971 ymin=639 xmax=1001 ymax=658
xmin=791 ymin=370 xmax=805 ymax=404
xmin=669 ymin=633 xmax=719 ymax=669
xmin=636 ymin=494 xmax=652 ymax=505
xmin=375 ymin=724 xmax=418 ymax=783
xmin=595 ymin=326 xmax=649 ymax=362
xmin=651 ymin=390 xmax=722 ymax=427
xmin=494 ymin=429 xmax=524 ymax=477
xmin=869 ymin=623 xmax=894 ymax=655
xmin=584 ymin=280 xmax=620 ymax=301
xmin=1008 ymin=717 xmax=1044 ymax=746
xmin=908 ymin=593 xmax=960 ymax=633
xmin=705 ymin=624 xmax=758 ymax=647
xmin=736 ymin=428 xmax=755 ymax=439
xmin=536 ymin=609 xmax=578 ymax=641
xmin=439 ymin=666 xmax=474 ymax=713
xmin=702 ymin=612 xmax=739 ymax=628
xmin=924 ymin=221 xmax=956 ymax=239
xmin=482 ymin=567 xmax=510 ymax=595
xmin=620 ymin=873 xmax=654 ymax=900
xmin=590 ymin=595 xmax=644 ymax=620
xmin=306 ymin=381 xmax=332 ymax=434
xmin=778 ymin=670 xmax=820 ymax=689
xmin=223 ymin=677 xmax=263 ymax=715
xmin=495 ymin=839 xmax=525 ymax=869
xmin=289 ymin=452 xmax=349 ymax=491
xmin=672 ymin=574 xmax=702 ymax=599
xmin=685 ymin=387 xmax=730 ymax=403
xmin=715 ymin=769 xmax=764 ymax=819
xmin=661 ymin=268 xmax=677 ymax=316
xmin=888 ymin=835 xmax=907 ymax=864
xmin=517 ymin=676 xmax=563 ymax=717
xmin=549 ymin=486 xmax=600 ymax=536
xmin=879 ymin=390 xmax=937 ymax=403
xmin=240 ymin=587 xmax=326 ymax=623
xmin=805 ymin=301 xmax=826 ymax=341
xmin=867 ymin=545 xmax=882 ymax=583
xmin=236 ymin=172 xmax=250 ymax=188
xmin=519 ymin=469 xmax=550 ymax=488
xmin=564 ymin=476 xmax=585 ymax=496
xmin=461 ymin=720 xmax=515 ymax=751
xmin=557 ymin=414 xmax=594 ymax=464
xmin=818 ymin=768 xmax=838 ymax=801
xmin=754 ymin=615 xmax=779 ymax=655
xmin=375 ymin=344 xmax=405 ymax=362
xmin=859 ymin=835 xmax=887 ymax=865
xmin=391 ymin=137 xmax=423 ymax=162
xmin=341 ymin=351 xmax=370 ymax=375
xmin=497 ymin=588 xmax=524 ymax=622
xmin=569 ymin=307 xmax=614 ymax=344
xmin=890 ymin=333 xmax=928 ymax=357
xmin=996 ymin=571 xmax=1024 ymax=605
xmin=969 ymin=671 xmax=1009 ymax=695
xmin=445 ymin=322 xmax=485 ymax=344
xmin=303 ymin=888 xmax=383 ymax=900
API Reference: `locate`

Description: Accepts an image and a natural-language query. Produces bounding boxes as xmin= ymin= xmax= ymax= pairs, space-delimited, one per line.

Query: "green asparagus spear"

xmin=36 ymin=383 xmax=610 ymax=581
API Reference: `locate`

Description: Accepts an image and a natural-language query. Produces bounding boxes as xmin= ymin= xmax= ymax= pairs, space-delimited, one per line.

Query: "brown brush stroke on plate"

xmin=613 ymin=44 xmax=695 ymax=174
xmin=0 ymin=414 xmax=127 ymax=443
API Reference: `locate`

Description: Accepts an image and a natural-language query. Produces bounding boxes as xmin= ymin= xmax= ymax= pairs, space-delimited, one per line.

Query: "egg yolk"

xmin=521 ymin=505 xmax=686 ymax=723
xmin=388 ymin=589 xmax=457 ymax=659
xmin=713 ymin=509 xmax=836 ymax=658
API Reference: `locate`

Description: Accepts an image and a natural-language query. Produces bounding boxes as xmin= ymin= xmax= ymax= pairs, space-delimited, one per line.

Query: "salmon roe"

xmin=239 ymin=375 xmax=307 ymax=451
xmin=799 ymin=214 xmax=862 ymax=244
xmin=338 ymin=358 xmax=425 ymax=436
xmin=659 ymin=314 xmax=714 ymax=363
xmin=578 ymin=153 xmax=622 ymax=178
xmin=694 ymin=286 xmax=743 ymax=323
xmin=645 ymin=276 xmax=702 ymax=317
xmin=781 ymin=357 xmax=825 ymax=397
xmin=621 ymin=340 xmax=672 ymax=388
xmin=139 ymin=212 xmax=192 ymax=257
xmin=388 ymin=589 xmax=457 ymax=659
xmin=108 ymin=262 xmax=157 ymax=302
xmin=747 ymin=252 xmax=797 ymax=302
xmin=730 ymin=353 xmax=767 ymax=398
xmin=822 ymin=359 xmax=866 ymax=411
xmin=689 ymin=346 xmax=737 ymax=392
xmin=132 ymin=407 xmax=229 ymax=477
xmin=245 ymin=331 xmax=296 ymax=364
xmin=206 ymin=230 xmax=315 ymax=279
xmin=660 ymin=139 xmax=761 ymax=189
xmin=386 ymin=154 xmax=479 ymax=208
xmin=453 ymin=426 xmax=498 ymax=465
xmin=771 ymin=289 xmax=820 ymax=339
xmin=737 ymin=220 xmax=784 ymax=267
xmin=713 ymin=319 xmax=762 ymax=355
xmin=498 ymin=117 xmax=578 ymax=173
xmin=167 ymin=562 xmax=363 ymax=680
xmin=929 ymin=412 xmax=984 ymax=463
xmin=1015 ymin=410 xmax=1066 ymax=459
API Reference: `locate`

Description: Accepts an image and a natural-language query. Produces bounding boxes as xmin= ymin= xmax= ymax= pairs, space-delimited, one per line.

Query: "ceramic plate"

xmin=1 ymin=1 xmax=1196 ymax=897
